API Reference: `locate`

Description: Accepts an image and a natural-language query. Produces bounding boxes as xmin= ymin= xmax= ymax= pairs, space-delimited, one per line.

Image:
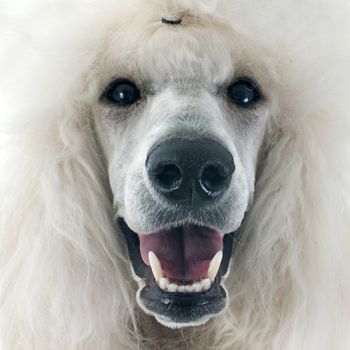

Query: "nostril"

xmin=200 ymin=163 xmax=232 ymax=195
xmin=152 ymin=163 xmax=182 ymax=191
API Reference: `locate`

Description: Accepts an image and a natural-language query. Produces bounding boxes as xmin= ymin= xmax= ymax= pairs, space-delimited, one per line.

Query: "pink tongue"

xmin=139 ymin=226 xmax=223 ymax=282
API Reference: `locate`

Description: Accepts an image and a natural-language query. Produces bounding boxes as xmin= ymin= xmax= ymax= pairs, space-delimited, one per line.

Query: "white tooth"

xmin=178 ymin=285 xmax=186 ymax=293
xmin=148 ymin=251 xmax=162 ymax=282
xmin=167 ymin=283 xmax=178 ymax=293
xmin=185 ymin=285 xmax=194 ymax=293
xmin=202 ymin=278 xmax=211 ymax=291
xmin=193 ymin=282 xmax=202 ymax=292
xmin=208 ymin=251 xmax=223 ymax=282
xmin=159 ymin=277 xmax=169 ymax=290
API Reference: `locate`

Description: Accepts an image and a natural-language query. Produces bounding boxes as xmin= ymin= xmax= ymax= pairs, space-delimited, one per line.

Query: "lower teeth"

xmin=157 ymin=277 xmax=212 ymax=293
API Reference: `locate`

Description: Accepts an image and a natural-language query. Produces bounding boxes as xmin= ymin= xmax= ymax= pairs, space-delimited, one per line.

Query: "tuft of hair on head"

xmin=161 ymin=14 xmax=183 ymax=25
xmin=159 ymin=0 xmax=218 ymax=24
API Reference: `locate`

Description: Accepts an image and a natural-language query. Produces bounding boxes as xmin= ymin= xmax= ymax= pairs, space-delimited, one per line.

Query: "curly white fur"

xmin=1 ymin=0 xmax=350 ymax=349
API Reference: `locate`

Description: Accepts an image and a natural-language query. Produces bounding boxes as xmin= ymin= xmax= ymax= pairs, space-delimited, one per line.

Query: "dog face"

xmin=93 ymin=14 xmax=271 ymax=328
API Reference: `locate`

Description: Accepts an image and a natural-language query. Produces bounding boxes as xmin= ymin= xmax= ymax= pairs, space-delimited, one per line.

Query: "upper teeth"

xmin=148 ymin=250 xmax=223 ymax=293
xmin=208 ymin=250 xmax=223 ymax=282
xmin=148 ymin=251 xmax=162 ymax=282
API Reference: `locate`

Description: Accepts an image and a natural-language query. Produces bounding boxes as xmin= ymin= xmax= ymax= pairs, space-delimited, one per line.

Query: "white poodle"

xmin=1 ymin=0 xmax=350 ymax=349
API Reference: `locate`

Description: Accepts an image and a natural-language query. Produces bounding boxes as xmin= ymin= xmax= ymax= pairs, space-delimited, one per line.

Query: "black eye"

xmin=105 ymin=79 xmax=141 ymax=106
xmin=227 ymin=78 xmax=261 ymax=107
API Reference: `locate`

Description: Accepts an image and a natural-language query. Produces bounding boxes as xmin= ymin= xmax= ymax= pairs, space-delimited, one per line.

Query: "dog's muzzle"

xmin=118 ymin=137 xmax=240 ymax=327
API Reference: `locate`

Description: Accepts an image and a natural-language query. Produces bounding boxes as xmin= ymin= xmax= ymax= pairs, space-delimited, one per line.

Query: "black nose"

xmin=146 ymin=138 xmax=235 ymax=203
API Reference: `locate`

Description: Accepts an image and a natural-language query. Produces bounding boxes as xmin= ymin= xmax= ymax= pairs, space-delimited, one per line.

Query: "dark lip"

xmin=117 ymin=217 xmax=239 ymax=324
xmin=139 ymin=278 xmax=227 ymax=325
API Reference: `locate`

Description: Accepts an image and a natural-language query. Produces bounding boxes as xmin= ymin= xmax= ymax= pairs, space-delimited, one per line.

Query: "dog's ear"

xmin=225 ymin=55 xmax=350 ymax=345
xmin=0 ymin=19 xmax=139 ymax=350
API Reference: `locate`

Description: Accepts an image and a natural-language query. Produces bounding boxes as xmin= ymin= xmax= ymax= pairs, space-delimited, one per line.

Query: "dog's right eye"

xmin=104 ymin=79 xmax=141 ymax=106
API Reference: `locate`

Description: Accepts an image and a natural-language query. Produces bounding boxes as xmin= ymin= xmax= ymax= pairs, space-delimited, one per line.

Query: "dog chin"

xmin=117 ymin=218 xmax=239 ymax=327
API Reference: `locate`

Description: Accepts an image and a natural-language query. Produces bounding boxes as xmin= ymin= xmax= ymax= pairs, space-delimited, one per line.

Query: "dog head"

xmin=1 ymin=0 xmax=349 ymax=347
xmin=92 ymin=5 xmax=276 ymax=328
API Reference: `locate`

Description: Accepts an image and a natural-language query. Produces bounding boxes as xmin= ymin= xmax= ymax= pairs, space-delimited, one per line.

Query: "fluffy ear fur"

xmin=212 ymin=2 xmax=350 ymax=348
xmin=0 ymin=4 xmax=142 ymax=348
xmin=0 ymin=110 xmax=140 ymax=349
xmin=1 ymin=1 xmax=350 ymax=349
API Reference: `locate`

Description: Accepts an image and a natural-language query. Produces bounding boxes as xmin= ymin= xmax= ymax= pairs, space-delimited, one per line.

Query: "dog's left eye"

xmin=104 ymin=79 xmax=141 ymax=106
xmin=227 ymin=78 xmax=261 ymax=107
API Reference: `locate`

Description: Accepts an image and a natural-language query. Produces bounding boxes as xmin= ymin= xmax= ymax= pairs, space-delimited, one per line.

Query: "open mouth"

xmin=118 ymin=218 xmax=236 ymax=328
